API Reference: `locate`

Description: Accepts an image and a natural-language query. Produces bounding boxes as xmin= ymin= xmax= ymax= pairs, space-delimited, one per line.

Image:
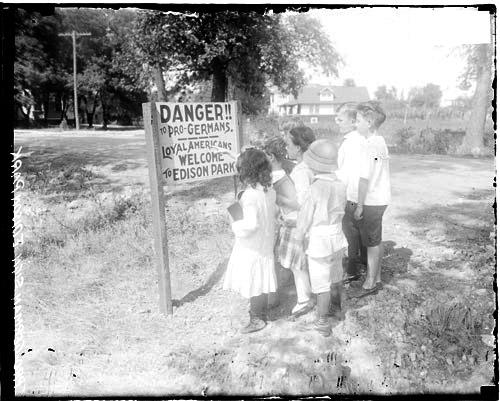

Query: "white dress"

xmin=223 ymin=185 xmax=277 ymax=299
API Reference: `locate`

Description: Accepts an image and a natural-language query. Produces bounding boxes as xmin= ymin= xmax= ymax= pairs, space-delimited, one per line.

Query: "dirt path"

xmin=14 ymin=130 xmax=496 ymax=396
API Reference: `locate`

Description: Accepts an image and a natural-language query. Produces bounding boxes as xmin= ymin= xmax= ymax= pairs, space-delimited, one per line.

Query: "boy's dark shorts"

xmin=359 ymin=205 xmax=387 ymax=247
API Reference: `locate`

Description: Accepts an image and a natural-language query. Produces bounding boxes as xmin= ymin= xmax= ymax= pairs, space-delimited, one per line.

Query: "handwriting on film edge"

xmin=12 ymin=146 xmax=26 ymax=393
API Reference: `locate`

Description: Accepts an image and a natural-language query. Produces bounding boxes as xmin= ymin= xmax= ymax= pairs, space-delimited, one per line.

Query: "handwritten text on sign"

xmin=155 ymin=102 xmax=238 ymax=184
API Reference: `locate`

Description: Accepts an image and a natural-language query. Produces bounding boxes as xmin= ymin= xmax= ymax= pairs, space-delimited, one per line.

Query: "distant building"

xmin=269 ymin=84 xmax=370 ymax=125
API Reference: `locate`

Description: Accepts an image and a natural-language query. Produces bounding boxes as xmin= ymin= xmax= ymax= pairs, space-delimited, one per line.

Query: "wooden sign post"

xmin=143 ymin=101 xmax=240 ymax=315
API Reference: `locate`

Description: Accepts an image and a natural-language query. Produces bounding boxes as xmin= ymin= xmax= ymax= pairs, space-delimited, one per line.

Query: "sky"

xmin=304 ymin=7 xmax=492 ymax=100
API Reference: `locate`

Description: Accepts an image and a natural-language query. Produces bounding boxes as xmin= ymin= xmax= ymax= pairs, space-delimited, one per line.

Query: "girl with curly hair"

xmin=223 ymin=148 xmax=278 ymax=334
xmin=281 ymin=126 xmax=317 ymax=317
xmin=262 ymin=136 xmax=300 ymax=308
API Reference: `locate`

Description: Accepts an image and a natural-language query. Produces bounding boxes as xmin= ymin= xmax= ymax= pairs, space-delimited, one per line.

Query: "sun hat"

xmin=302 ymin=139 xmax=338 ymax=173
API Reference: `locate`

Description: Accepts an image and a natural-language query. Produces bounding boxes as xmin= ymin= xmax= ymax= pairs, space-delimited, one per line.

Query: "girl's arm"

xmin=231 ymin=193 xmax=259 ymax=237
xmin=294 ymin=190 xmax=315 ymax=242
xmin=276 ymin=193 xmax=300 ymax=211
xmin=292 ymin=168 xmax=313 ymax=206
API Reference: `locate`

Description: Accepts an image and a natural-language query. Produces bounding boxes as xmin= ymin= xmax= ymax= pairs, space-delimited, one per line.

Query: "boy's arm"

xmin=354 ymin=178 xmax=369 ymax=220
xmin=354 ymin=142 xmax=372 ymax=220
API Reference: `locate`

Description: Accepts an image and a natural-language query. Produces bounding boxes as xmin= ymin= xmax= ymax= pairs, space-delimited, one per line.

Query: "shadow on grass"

xmin=172 ymin=260 xmax=227 ymax=308
xmin=381 ymin=240 xmax=413 ymax=284
xmin=389 ymin=154 xmax=494 ymax=176
xmin=20 ymin=141 xmax=147 ymax=171
xmin=404 ymin=187 xmax=494 ymax=247
xmin=171 ymin=176 xmax=236 ymax=201
xmin=401 ymin=187 xmax=495 ymax=284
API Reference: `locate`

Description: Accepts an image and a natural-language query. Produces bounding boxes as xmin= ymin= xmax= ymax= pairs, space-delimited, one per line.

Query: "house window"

xmin=319 ymin=90 xmax=334 ymax=102
xmin=309 ymin=105 xmax=314 ymax=114
xmin=287 ymin=106 xmax=293 ymax=115
xmin=314 ymin=105 xmax=319 ymax=114
xmin=310 ymin=117 xmax=318 ymax=124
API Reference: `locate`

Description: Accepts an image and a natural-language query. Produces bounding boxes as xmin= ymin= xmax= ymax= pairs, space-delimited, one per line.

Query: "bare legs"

xmin=362 ymin=243 xmax=382 ymax=290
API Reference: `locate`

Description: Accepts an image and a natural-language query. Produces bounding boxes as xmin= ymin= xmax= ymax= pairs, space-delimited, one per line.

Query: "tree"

xmin=408 ymin=83 xmax=442 ymax=109
xmin=374 ymin=85 xmax=397 ymax=102
xmin=343 ymin=78 xmax=356 ymax=87
xmin=14 ymin=9 xmax=69 ymax=125
xmin=457 ymin=43 xmax=493 ymax=155
xmin=421 ymin=83 xmax=442 ymax=108
xmin=14 ymin=8 xmax=149 ymax=128
xmin=133 ymin=10 xmax=341 ymax=113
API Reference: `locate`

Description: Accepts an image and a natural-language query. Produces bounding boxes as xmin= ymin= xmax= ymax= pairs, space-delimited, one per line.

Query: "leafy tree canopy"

xmin=374 ymin=85 xmax=398 ymax=102
xmin=343 ymin=78 xmax=356 ymax=87
xmin=408 ymin=83 xmax=442 ymax=109
xmin=133 ymin=10 xmax=341 ymax=113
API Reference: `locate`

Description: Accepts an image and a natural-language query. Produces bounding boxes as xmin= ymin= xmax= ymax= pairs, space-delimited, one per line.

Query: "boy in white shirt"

xmin=335 ymin=103 xmax=367 ymax=283
xmin=351 ymin=102 xmax=391 ymax=297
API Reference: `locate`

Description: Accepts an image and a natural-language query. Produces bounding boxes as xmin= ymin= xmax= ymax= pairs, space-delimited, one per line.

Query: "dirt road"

xmin=14 ymin=130 xmax=496 ymax=396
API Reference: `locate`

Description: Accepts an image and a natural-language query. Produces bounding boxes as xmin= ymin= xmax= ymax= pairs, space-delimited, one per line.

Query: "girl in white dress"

xmin=223 ymin=148 xmax=278 ymax=334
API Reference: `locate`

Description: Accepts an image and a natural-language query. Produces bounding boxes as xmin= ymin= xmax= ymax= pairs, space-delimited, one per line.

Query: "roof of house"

xmin=279 ymin=84 xmax=370 ymax=106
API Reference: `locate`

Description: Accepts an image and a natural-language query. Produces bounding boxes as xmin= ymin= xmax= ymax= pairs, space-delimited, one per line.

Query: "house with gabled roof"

xmin=269 ymin=84 xmax=370 ymax=125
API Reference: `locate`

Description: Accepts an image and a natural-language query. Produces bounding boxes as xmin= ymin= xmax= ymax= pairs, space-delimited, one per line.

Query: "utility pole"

xmin=58 ymin=31 xmax=91 ymax=130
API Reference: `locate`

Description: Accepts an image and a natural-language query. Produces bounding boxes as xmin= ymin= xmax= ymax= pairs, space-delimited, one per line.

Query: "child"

xmin=294 ymin=139 xmax=347 ymax=337
xmin=263 ymin=136 xmax=300 ymax=224
xmin=223 ymin=148 xmax=278 ymax=334
xmin=350 ymin=101 xmax=390 ymax=298
xmin=334 ymin=103 xmax=368 ymax=283
xmin=262 ymin=136 xmax=300 ymax=307
xmin=281 ymin=126 xmax=317 ymax=317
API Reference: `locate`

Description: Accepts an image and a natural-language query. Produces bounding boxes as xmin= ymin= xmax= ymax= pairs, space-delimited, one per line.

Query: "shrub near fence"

xmin=243 ymin=114 xmax=494 ymax=156
xmin=243 ymin=114 xmax=342 ymax=147
xmin=393 ymin=127 xmax=466 ymax=155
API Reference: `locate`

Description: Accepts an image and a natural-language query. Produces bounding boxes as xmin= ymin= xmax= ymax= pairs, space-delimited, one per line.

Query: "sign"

xmin=155 ymin=101 xmax=239 ymax=184
xmin=142 ymin=101 xmax=242 ymax=315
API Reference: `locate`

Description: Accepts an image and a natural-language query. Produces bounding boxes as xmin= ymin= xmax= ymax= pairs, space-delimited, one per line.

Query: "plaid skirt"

xmin=277 ymin=226 xmax=307 ymax=271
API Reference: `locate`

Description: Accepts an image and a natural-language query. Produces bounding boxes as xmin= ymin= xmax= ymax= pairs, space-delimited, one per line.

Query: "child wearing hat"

xmin=294 ymin=139 xmax=347 ymax=337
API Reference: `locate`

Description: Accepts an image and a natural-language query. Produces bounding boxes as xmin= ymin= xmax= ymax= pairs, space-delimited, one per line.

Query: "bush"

xmin=243 ymin=114 xmax=281 ymax=146
xmin=393 ymin=127 xmax=466 ymax=154
xmin=16 ymin=191 xmax=150 ymax=259
xmin=24 ymin=164 xmax=100 ymax=194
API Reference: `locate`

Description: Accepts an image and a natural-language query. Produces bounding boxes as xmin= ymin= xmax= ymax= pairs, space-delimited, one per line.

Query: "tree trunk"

xmin=87 ymin=112 xmax=94 ymax=128
xmin=87 ymin=93 xmax=98 ymax=128
xmin=42 ymin=93 xmax=49 ymax=126
xmin=458 ymin=45 xmax=492 ymax=156
xmin=211 ymin=57 xmax=227 ymax=102
xmin=101 ymin=91 xmax=108 ymax=130
xmin=153 ymin=64 xmax=168 ymax=102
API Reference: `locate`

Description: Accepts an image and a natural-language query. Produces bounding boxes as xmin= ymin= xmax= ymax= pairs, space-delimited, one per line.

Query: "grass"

xmin=14 ymin=130 xmax=495 ymax=396
xmin=16 ymin=170 xmax=237 ymax=395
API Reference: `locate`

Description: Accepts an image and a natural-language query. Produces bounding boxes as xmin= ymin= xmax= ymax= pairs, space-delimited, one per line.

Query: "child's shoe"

xmin=267 ymin=292 xmax=280 ymax=309
xmin=327 ymin=282 xmax=345 ymax=321
xmin=314 ymin=316 xmax=331 ymax=337
xmin=313 ymin=292 xmax=331 ymax=337
xmin=241 ymin=317 xmax=266 ymax=334
xmin=291 ymin=299 xmax=315 ymax=317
